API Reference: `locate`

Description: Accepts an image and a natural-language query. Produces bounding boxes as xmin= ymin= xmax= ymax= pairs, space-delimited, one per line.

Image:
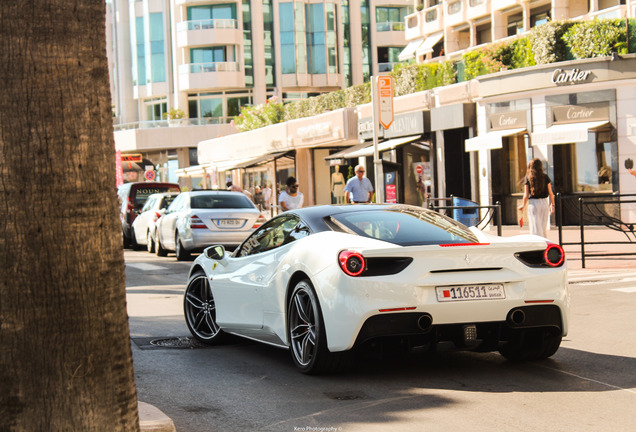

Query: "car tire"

xmin=175 ymin=234 xmax=190 ymax=261
xmin=287 ymin=280 xmax=352 ymax=374
xmin=155 ymin=235 xmax=168 ymax=257
xmin=146 ymin=231 xmax=155 ymax=254
xmin=130 ymin=228 xmax=141 ymax=251
xmin=499 ymin=327 xmax=562 ymax=361
xmin=184 ymin=270 xmax=226 ymax=345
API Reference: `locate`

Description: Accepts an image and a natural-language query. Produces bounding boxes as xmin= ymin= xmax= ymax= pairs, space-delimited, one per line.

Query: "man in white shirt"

xmin=278 ymin=176 xmax=304 ymax=211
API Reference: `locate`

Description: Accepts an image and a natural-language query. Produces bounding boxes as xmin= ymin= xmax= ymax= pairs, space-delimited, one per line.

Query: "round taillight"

xmin=338 ymin=250 xmax=366 ymax=277
xmin=544 ymin=243 xmax=565 ymax=267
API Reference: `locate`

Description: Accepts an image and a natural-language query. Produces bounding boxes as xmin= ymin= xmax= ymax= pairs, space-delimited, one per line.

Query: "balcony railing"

xmin=179 ymin=61 xmax=240 ymax=74
xmin=376 ymin=21 xmax=406 ymax=32
xmin=113 ymin=117 xmax=233 ymax=131
xmin=177 ymin=18 xmax=238 ymax=32
xmin=378 ymin=62 xmax=398 ymax=72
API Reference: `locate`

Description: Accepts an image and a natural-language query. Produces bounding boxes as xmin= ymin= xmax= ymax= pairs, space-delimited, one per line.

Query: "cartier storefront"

xmin=471 ymin=54 xmax=636 ymax=225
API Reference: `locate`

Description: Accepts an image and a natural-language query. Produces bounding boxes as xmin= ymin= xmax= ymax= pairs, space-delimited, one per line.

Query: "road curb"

xmin=139 ymin=402 xmax=176 ymax=432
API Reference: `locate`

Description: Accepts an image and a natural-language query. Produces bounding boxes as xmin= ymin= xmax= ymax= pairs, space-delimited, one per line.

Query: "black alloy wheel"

xmin=287 ymin=280 xmax=351 ymax=374
xmin=184 ymin=271 xmax=225 ymax=344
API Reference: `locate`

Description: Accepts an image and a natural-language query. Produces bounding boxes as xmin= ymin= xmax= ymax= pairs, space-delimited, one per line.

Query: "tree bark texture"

xmin=0 ymin=1 xmax=139 ymax=430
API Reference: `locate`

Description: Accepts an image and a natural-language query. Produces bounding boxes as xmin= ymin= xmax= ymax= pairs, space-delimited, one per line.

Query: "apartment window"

xmin=134 ymin=16 xmax=146 ymax=86
xmin=264 ymin=0 xmax=275 ymax=86
xmin=227 ymin=96 xmax=251 ymax=117
xmin=476 ymin=23 xmax=491 ymax=45
xmin=531 ymin=7 xmax=550 ymax=27
xmin=280 ymin=2 xmax=296 ymax=74
xmin=376 ymin=7 xmax=408 ymax=32
xmin=145 ymin=100 xmax=167 ymax=121
xmin=187 ymin=4 xmax=236 ymax=21
xmin=507 ymin=14 xmax=524 ymax=36
xmin=326 ymin=3 xmax=338 ymax=74
xmin=361 ymin=0 xmax=372 ymax=81
xmin=242 ymin=1 xmax=254 ymax=87
xmin=426 ymin=9 xmax=437 ymax=22
xmin=447 ymin=1 xmax=462 ymax=15
xmin=342 ymin=0 xmax=352 ymax=86
xmin=469 ymin=0 xmax=485 ymax=6
xmin=307 ymin=3 xmax=326 ymax=74
xmin=149 ymin=13 xmax=165 ymax=83
xmin=188 ymin=94 xmax=223 ymax=119
xmin=190 ymin=47 xmax=227 ymax=64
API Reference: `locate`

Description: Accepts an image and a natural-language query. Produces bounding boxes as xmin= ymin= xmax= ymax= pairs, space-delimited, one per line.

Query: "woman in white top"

xmin=278 ymin=176 xmax=304 ymax=211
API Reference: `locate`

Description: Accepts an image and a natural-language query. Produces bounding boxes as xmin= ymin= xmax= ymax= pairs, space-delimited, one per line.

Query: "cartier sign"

xmin=551 ymin=68 xmax=592 ymax=85
xmin=489 ymin=110 xmax=527 ymax=131
xmin=552 ymin=104 xmax=609 ymax=124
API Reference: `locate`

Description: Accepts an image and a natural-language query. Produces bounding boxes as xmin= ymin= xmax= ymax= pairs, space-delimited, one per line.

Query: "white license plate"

xmin=215 ymin=219 xmax=243 ymax=227
xmin=436 ymin=284 xmax=505 ymax=302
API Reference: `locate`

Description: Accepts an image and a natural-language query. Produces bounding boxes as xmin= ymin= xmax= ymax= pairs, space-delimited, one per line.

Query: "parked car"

xmin=117 ymin=182 xmax=181 ymax=248
xmin=155 ymin=190 xmax=265 ymax=260
xmin=131 ymin=192 xmax=180 ymax=253
xmin=183 ymin=204 xmax=569 ymax=374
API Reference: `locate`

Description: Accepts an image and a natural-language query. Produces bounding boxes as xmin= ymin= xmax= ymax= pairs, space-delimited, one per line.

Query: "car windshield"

xmin=190 ymin=194 xmax=255 ymax=209
xmin=327 ymin=208 xmax=479 ymax=246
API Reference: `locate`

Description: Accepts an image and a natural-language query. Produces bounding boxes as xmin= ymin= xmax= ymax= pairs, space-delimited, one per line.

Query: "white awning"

xmin=416 ymin=32 xmax=444 ymax=57
xmin=398 ymin=38 xmax=424 ymax=61
xmin=232 ymin=151 xmax=289 ymax=169
xmin=530 ymin=121 xmax=609 ymax=146
xmin=325 ymin=142 xmax=372 ymax=160
xmin=337 ymin=135 xmax=422 ymax=159
xmin=175 ymin=164 xmax=215 ymax=177
xmin=464 ymin=128 xmax=526 ymax=152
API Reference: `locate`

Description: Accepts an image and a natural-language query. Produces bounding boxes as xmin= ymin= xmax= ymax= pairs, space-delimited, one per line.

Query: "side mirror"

xmin=204 ymin=245 xmax=226 ymax=261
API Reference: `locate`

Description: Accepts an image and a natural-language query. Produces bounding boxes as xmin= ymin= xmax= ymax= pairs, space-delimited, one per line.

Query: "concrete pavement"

xmin=134 ymin=224 xmax=634 ymax=432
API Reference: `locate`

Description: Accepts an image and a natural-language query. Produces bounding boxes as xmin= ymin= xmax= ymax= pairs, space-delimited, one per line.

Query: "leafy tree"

xmin=0 ymin=1 xmax=139 ymax=430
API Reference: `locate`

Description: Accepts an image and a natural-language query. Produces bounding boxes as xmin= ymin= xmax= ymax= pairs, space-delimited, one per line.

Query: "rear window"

xmin=327 ymin=208 xmax=479 ymax=246
xmin=190 ymin=194 xmax=255 ymax=209
xmin=132 ymin=185 xmax=180 ymax=206
xmin=160 ymin=195 xmax=177 ymax=209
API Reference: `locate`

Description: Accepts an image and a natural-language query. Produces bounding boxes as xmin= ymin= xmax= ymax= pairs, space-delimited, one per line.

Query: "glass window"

xmin=200 ymin=98 xmax=223 ymax=118
xmin=280 ymin=2 xmax=296 ymax=74
xmin=235 ymin=215 xmax=301 ymax=256
xmin=135 ymin=16 xmax=146 ymax=85
xmin=307 ymin=3 xmax=326 ymax=74
xmin=328 ymin=209 xmax=478 ymax=246
xmin=190 ymin=194 xmax=255 ymax=209
xmin=150 ymin=13 xmax=165 ymax=83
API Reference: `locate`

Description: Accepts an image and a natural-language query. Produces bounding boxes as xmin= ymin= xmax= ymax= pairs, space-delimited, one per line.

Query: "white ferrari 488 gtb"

xmin=184 ymin=204 xmax=568 ymax=374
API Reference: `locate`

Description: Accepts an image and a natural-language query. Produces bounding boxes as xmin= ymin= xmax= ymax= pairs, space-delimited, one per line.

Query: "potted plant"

xmin=163 ymin=108 xmax=185 ymax=126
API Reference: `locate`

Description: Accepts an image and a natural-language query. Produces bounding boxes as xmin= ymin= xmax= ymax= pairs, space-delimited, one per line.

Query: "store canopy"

xmin=231 ymin=151 xmax=290 ymax=169
xmin=530 ymin=121 xmax=609 ymax=146
xmin=175 ymin=163 xmax=215 ymax=177
xmin=398 ymin=38 xmax=425 ymax=61
xmin=415 ymin=31 xmax=444 ymax=57
xmin=325 ymin=142 xmax=377 ymax=160
xmin=464 ymin=128 xmax=526 ymax=152
xmin=330 ymin=135 xmax=422 ymax=160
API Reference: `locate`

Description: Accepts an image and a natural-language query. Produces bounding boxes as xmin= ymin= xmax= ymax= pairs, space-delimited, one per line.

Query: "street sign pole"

xmin=371 ymin=76 xmax=384 ymax=203
xmin=372 ymin=75 xmax=394 ymax=203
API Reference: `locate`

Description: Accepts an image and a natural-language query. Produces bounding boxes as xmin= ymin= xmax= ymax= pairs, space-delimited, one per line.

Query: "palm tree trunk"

xmin=0 ymin=1 xmax=139 ymax=430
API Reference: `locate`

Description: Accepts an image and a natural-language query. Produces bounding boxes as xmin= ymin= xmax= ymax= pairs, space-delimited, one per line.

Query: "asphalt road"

xmin=126 ymin=250 xmax=636 ymax=432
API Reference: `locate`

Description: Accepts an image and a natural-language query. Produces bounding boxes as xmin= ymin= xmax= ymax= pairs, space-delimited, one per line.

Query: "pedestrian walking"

xmin=344 ymin=165 xmax=374 ymax=204
xmin=278 ymin=177 xmax=304 ymax=211
xmin=518 ymin=158 xmax=555 ymax=238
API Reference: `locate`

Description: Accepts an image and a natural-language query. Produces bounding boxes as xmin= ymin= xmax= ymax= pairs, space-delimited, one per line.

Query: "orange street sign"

xmin=378 ymin=76 xmax=394 ymax=129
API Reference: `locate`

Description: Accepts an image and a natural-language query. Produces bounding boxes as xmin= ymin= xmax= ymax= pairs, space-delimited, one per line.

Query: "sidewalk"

xmin=139 ymin=401 xmax=176 ymax=432
xmin=490 ymin=224 xmax=636 ymax=271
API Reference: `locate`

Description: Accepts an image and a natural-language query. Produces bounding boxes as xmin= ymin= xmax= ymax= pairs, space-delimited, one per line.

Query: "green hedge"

xmin=234 ymin=18 xmax=633 ymax=131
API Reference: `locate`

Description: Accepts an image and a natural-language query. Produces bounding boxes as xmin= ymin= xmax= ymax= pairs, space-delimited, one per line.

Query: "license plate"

xmin=215 ymin=219 xmax=243 ymax=227
xmin=436 ymin=284 xmax=505 ymax=302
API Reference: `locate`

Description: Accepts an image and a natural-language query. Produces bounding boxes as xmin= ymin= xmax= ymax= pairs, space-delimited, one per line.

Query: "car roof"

xmin=182 ymin=190 xmax=244 ymax=195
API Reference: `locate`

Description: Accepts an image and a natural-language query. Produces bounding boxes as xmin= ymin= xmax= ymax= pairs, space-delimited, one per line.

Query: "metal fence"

xmin=556 ymin=193 xmax=636 ymax=268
